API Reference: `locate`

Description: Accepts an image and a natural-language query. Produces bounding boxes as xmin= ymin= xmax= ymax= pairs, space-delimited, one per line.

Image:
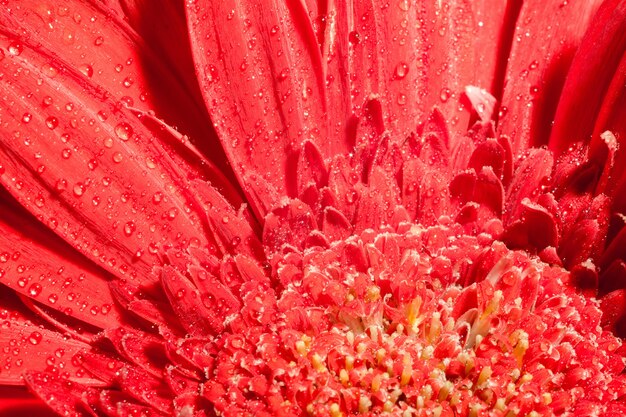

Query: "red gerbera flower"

xmin=1 ymin=0 xmax=626 ymax=415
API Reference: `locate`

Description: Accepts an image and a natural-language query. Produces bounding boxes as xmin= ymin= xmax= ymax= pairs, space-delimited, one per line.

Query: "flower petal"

xmin=0 ymin=198 xmax=123 ymax=330
xmin=497 ymin=0 xmax=603 ymax=154
xmin=186 ymin=0 xmax=330 ymax=215
xmin=0 ymin=32 xmax=214 ymax=286
xmin=0 ymin=0 xmax=237 ymax=183
xmin=0 ymin=320 xmax=100 ymax=386
xmin=323 ymin=0 xmax=507 ymax=141
xmin=549 ymin=0 xmax=626 ymax=154
xmin=24 ymin=372 xmax=98 ymax=417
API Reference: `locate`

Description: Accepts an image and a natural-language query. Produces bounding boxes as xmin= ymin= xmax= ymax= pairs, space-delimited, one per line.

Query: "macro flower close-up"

xmin=2 ymin=0 xmax=626 ymax=416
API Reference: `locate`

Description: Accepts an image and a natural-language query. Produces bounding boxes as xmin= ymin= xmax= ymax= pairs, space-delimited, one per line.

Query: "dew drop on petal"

xmin=28 ymin=332 xmax=42 ymax=345
xmin=440 ymin=88 xmax=451 ymax=103
xmin=79 ymin=64 xmax=93 ymax=78
xmin=395 ymin=62 xmax=409 ymax=79
xmin=28 ymin=283 xmax=42 ymax=297
xmin=112 ymin=152 xmax=123 ymax=163
xmin=114 ymin=122 xmax=133 ymax=141
xmin=123 ymin=222 xmax=136 ymax=237
xmin=8 ymin=42 xmax=23 ymax=56
xmin=45 ymin=117 xmax=58 ymax=130
xmin=73 ymin=183 xmax=85 ymax=197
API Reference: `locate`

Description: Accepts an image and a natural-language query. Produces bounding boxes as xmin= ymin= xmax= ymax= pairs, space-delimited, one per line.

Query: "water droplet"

xmin=145 ymin=157 xmax=156 ymax=169
xmin=122 ymin=77 xmax=134 ymax=88
xmin=123 ymin=222 xmax=136 ymax=237
xmin=395 ymin=62 xmax=409 ymax=79
xmin=114 ymin=122 xmax=133 ymax=141
xmin=348 ymin=30 xmax=361 ymax=45
xmin=94 ymin=36 xmax=104 ymax=46
xmin=398 ymin=0 xmax=410 ymax=11
xmin=166 ymin=207 xmax=178 ymax=220
xmin=8 ymin=42 xmax=23 ymax=56
xmin=79 ymin=64 xmax=93 ymax=78
xmin=41 ymin=64 xmax=58 ymax=78
xmin=29 ymin=283 xmax=42 ymax=297
xmin=73 ymin=183 xmax=85 ymax=196
xmin=34 ymin=195 xmax=45 ymax=208
xmin=45 ymin=117 xmax=58 ymax=130
xmin=397 ymin=93 xmax=407 ymax=106
xmin=55 ymin=179 xmax=68 ymax=191
xmin=206 ymin=64 xmax=219 ymax=83
xmin=61 ymin=148 xmax=72 ymax=159
xmin=440 ymin=88 xmax=451 ymax=102
xmin=270 ymin=25 xmax=279 ymax=35
xmin=28 ymin=331 xmax=42 ymax=345
xmin=112 ymin=152 xmax=123 ymax=163
xmin=22 ymin=113 xmax=32 ymax=123
xmin=152 ymin=192 xmax=163 ymax=204
xmin=277 ymin=68 xmax=289 ymax=81
xmin=48 ymin=294 xmax=58 ymax=304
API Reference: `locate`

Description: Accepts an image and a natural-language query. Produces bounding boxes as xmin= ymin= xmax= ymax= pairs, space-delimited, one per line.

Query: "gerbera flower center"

xmin=197 ymin=220 xmax=625 ymax=417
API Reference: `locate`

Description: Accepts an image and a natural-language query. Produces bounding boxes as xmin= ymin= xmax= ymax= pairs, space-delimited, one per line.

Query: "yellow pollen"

xmin=371 ymin=374 xmax=382 ymax=392
xmin=438 ymin=381 xmax=453 ymax=401
xmin=400 ymin=354 xmax=412 ymax=386
xmin=339 ymin=369 xmax=349 ymax=386
xmin=345 ymin=355 xmax=355 ymax=371
xmin=295 ymin=340 xmax=307 ymax=355
xmin=358 ymin=396 xmax=372 ymax=413
xmin=329 ymin=403 xmax=342 ymax=417
xmin=476 ymin=366 xmax=492 ymax=387
xmin=365 ymin=285 xmax=381 ymax=301
xmin=376 ymin=348 xmax=386 ymax=364
xmin=542 ymin=393 xmax=552 ymax=405
xmin=311 ymin=353 xmax=326 ymax=372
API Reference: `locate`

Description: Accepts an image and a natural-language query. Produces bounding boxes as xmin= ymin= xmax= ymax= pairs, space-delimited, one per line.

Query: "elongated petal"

xmin=549 ymin=0 xmax=626 ymax=154
xmin=0 ymin=320 xmax=100 ymax=386
xmin=0 ymin=195 xmax=123 ymax=330
xmin=497 ymin=0 xmax=602 ymax=154
xmin=0 ymin=0 xmax=239 ymax=186
xmin=186 ymin=0 xmax=330 ymax=215
xmin=0 ymin=32 xmax=214 ymax=286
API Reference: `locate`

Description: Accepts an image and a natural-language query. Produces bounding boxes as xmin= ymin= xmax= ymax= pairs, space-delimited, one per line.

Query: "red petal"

xmin=0 ymin=0 xmax=236 ymax=183
xmin=504 ymin=149 xmax=553 ymax=223
xmin=263 ymin=200 xmax=318 ymax=254
xmin=0 ymin=33 xmax=213 ymax=285
xmin=498 ymin=0 xmax=603 ymax=154
xmin=0 ymin=320 xmax=100 ymax=386
xmin=0 ymin=200 xmax=122 ymax=330
xmin=0 ymin=386 xmax=57 ymax=417
xmin=549 ymin=0 xmax=626 ymax=154
xmin=24 ymin=372 xmax=98 ymax=417
xmin=161 ymin=266 xmax=226 ymax=336
xmin=324 ymin=0 xmax=507 ymax=141
xmin=186 ymin=0 xmax=331 ymax=213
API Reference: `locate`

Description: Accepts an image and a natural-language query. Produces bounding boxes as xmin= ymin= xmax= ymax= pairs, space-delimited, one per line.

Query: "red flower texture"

xmin=2 ymin=0 xmax=626 ymax=415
